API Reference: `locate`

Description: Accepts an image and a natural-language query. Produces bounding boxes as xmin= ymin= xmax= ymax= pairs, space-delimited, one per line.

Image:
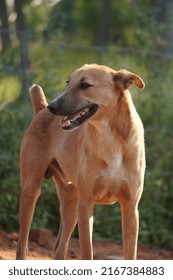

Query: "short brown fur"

xmin=16 ymin=64 xmax=145 ymax=260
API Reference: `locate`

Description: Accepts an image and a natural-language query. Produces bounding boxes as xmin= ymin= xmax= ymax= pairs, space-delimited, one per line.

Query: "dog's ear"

xmin=113 ymin=69 xmax=145 ymax=90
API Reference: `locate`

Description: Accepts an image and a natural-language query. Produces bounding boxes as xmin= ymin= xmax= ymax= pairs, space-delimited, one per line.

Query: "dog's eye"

xmin=80 ymin=83 xmax=92 ymax=90
xmin=66 ymin=80 xmax=70 ymax=86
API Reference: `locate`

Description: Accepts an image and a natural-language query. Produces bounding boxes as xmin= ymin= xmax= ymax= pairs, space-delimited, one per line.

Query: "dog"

xmin=16 ymin=64 xmax=145 ymax=260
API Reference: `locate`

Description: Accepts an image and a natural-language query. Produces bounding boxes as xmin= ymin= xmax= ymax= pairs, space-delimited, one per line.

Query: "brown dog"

xmin=16 ymin=64 xmax=145 ymax=260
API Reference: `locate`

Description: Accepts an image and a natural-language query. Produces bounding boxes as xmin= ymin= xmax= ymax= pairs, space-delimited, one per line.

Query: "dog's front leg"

xmin=54 ymin=181 xmax=78 ymax=260
xmin=120 ymin=201 xmax=139 ymax=260
xmin=78 ymin=198 xmax=94 ymax=260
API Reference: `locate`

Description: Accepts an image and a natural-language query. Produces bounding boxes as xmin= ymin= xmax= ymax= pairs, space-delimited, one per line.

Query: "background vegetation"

xmin=0 ymin=0 xmax=173 ymax=249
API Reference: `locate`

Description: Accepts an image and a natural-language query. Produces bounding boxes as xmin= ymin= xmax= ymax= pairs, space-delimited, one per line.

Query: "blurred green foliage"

xmin=0 ymin=0 xmax=173 ymax=250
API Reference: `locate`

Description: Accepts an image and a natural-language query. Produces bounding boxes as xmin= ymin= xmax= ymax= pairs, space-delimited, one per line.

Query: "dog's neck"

xmin=87 ymin=91 xmax=141 ymax=152
xmin=76 ymin=91 xmax=143 ymax=185
xmin=111 ymin=91 xmax=141 ymax=140
xmin=89 ymin=91 xmax=138 ymax=139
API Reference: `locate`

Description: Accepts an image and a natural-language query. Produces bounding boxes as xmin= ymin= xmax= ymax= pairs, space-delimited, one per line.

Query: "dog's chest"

xmin=100 ymin=149 xmax=122 ymax=177
xmin=82 ymin=123 xmax=123 ymax=180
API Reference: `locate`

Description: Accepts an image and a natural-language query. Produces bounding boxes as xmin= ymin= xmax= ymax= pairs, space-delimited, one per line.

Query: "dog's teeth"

xmin=61 ymin=107 xmax=90 ymax=128
xmin=80 ymin=109 xmax=88 ymax=116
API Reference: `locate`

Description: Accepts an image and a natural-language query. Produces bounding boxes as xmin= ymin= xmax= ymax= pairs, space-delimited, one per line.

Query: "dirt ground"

xmin=0 ymin=229 xmax=173 ymax=260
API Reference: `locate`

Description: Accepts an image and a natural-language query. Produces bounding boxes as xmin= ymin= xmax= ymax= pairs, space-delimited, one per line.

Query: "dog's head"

xmin=48 ymin=64 xmax=144 ymax=130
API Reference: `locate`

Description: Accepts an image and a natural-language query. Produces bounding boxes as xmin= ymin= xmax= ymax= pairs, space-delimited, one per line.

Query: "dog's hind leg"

xmin=16 ymin=145 xmax=51 ymax=259
xmin=53 ymin=171 xmax=78 ymax=259
xmin=16 ymin=177 xmax=42 ymax=259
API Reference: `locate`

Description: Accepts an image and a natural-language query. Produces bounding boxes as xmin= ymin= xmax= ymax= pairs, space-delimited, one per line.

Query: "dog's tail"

xmin=29 ymin=84 xmax=48 ymax=114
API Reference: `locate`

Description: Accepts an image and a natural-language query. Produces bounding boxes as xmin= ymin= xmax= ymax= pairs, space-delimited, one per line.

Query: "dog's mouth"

xmin=60 ymin=104 xmax=98 ymax=130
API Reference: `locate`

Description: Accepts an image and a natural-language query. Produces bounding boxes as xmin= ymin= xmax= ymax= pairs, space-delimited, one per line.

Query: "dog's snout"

xmin=47 ymin=100 xmax=58 ymax=114
xmin=48 ymin=96 xmax=66 ymax=115
xmin=48 ymin=95 xmax=76 ymax=116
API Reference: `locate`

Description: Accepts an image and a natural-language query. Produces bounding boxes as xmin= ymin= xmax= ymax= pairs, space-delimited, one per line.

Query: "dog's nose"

xmin=48 ymin=97 xmax=66 ymax=115
xmin=47 ymin=102 xmax=58 ymax=114
xmin=48 ymin=94 xmax=76 ymax=116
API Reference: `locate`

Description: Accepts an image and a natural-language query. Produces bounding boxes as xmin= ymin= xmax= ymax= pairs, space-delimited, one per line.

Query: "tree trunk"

xmin=152 ymin=0 xmax=173 ymax=59
xmin=0 ymin=0 xmax=11 ymax=52
xmin=97 ymin=0 xmax=111 ymax=48
xmin=14 ymin=0 xmax=30 ymax=95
